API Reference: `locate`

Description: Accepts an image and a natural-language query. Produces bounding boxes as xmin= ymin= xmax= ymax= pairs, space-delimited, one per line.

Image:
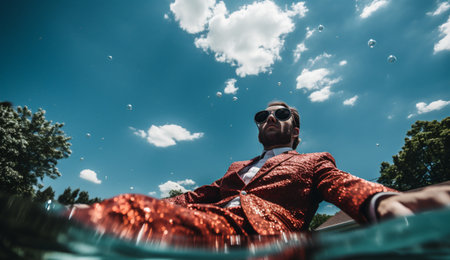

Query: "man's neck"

xmin=263 ymin=144 xmax=292 ymax=150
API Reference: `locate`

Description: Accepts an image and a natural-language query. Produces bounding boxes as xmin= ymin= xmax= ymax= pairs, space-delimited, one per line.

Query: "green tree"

xmin=0 ymin=105 xmax=71 ymax=197
xmin=57 ymin=187 xmax=101 ymax=205
xmin=378 ymin=117 xmax=450 ymax=191
xmin=34 ymin=186 xmax=55 ymax=203
xmin=168 ymin=189 xmax=184 ymax=198
xmin=309 ymin=213 xmax=332 ymax=231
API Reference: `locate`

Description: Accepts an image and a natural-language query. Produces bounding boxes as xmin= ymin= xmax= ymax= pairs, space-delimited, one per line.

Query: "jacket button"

xmin=241 ymin=190 xmax=247 ymax=195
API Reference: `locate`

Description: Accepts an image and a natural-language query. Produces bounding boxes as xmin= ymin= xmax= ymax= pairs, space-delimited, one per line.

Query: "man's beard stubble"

xmin=258 ymin=125 xmax=292 ymax=148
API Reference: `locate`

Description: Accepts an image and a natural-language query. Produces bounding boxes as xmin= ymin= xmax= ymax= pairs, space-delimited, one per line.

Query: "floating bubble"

xmin=80 ymin=157 xmax=84 ymax=161
xmin=127 ymin=104 xmax=132 ymax=110
xmin=216 ymin=92 xmax=222 ymax=97
xmin=376 ymin=143 xmax=380 ymax=147
xmin=368 ymin=39 xmax=376 ymax=48
xmin=232 ymin=96 xmax=238 ymax=101
xmin=86 ymin=133 xmax=91 ymax=138
xmin=289 ymin=91 xmax=293 ymax=94
xmin=105 ymin=176 xmax=108 ymax=180
xmin=108 ymin=55 xmax=113 ymax=60
xmin=318 ymin=24 xmax=324 ymax=32
xmin=101 ymin=137 xmax=105 ymax=140
xmin=387 ymin=55 xmax=397 ymax=63
xmin=278 ymin=82 xmax=281 ymax=86
xmin=230 ymin=124 xmax=233 ymax=128
xmin=130 ymin=186 xmax=134 ymax=190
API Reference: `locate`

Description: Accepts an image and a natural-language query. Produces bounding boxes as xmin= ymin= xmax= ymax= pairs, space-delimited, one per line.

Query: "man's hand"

xmin=377 ymin=185 xmax=450 ymax=220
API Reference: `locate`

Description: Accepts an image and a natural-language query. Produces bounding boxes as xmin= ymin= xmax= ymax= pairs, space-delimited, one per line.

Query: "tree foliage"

xmin=168 ymin=189 xmax=184 ymax=198
xmin=57 ymin=187 xmax=101 ymax=205
xmin=0 ymin=105 xmax=71 ymax=197
xmin=34 ymin=186 xmax=56 ymax=203
xmin=378 ymin=117 xmax=450 ymax=191
xmin=309 ymin=213 xmax=332 ymax=231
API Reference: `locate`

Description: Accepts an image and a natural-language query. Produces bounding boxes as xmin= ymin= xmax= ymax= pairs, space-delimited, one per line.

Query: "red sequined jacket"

xmin=166 ymin=151 xmax=394 ymax=235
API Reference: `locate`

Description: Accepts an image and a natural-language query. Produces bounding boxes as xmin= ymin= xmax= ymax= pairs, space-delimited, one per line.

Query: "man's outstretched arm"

xmin=375 ymin=184 xmax=450 ymax=221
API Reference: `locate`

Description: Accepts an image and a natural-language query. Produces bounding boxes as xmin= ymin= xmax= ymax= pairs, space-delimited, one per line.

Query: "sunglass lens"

xmin=275 ymin=108 xmax=291 ymax=121
xmin=254 ymin=111 xmax=269 ymax=123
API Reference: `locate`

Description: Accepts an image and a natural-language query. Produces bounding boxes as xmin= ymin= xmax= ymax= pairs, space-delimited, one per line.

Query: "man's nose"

xmin=267 ymin=113 xmax=277 ymax=123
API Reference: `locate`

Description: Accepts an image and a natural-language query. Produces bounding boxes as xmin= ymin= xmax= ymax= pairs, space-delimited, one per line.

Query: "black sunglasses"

xmin=254 ymin=108 xmax=292 ymax=124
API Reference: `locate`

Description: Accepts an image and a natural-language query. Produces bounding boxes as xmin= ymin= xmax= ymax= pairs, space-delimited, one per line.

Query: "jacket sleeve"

xmin=313 ymin=152 xmax=396 ymax=223
xmin=163 ymin=178 xmax=222 ymax=207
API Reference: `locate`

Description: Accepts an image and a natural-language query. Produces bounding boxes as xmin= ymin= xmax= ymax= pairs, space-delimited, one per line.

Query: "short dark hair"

xmin=267 ymin=101 xmax=301 ymax=150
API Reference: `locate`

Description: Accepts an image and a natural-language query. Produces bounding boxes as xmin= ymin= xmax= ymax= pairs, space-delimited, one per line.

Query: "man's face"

xmin=257 ymin=105 xmax=298 ymax=149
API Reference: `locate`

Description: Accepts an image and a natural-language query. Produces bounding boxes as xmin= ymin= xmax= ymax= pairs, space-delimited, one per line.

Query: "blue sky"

xmin=1 ymin=0 xmax=449 ymax=215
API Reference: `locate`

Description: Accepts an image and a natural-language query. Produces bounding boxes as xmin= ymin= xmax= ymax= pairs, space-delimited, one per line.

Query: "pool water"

xmin=1 ymin=194 xmax=449 ymax=259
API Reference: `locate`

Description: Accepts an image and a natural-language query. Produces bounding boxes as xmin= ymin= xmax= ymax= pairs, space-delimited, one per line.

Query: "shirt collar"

xmin=262 ymin=147 xmax=292 ymax=158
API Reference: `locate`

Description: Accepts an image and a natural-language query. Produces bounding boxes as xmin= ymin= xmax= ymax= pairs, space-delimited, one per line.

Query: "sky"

xmin=1 ymin=0 xmax=449 ymax=215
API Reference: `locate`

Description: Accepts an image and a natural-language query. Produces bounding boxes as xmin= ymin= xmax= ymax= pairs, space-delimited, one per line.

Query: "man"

xmin=70 ymin=101 xmax=450 ymax=240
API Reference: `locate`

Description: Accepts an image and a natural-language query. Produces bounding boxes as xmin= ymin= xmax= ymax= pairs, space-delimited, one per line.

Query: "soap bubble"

xmin=130 ymin=186 xmax=134 ymax=190
xmin=368 ymin=39 xmax=376 ymax=48
xmin=387 ymin=55 xmax=397 ymax=63
xmin=127 ymin=104 xmax=132 ymax=110
xmin=108 ymin=55 xmax=113 ymax=60
xmin=216 ymin=92 xmax=222 ymax=97
xmin=289 ymin=91 xmax=293 ymax=94
xmin=318 ymin=24 xmax=324 ymax=32
xmin=376 ymin=143 xmax=380 ymax=147
xmin=80 ymin=157 xmax=84 ymax=161
xmin=105 ymin=176 xmax=108 ymax=180
xmin=277 ymin=82 xmax=281 ymax=86
xmin=86 ymin=133 xmax=91 ymax=138
xmin=232 ymin=96 xmax=238 ymax=101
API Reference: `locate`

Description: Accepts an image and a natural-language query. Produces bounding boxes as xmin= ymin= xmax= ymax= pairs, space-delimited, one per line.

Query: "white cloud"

xmin=427 ymin=2 xmax=450 ymax=16
xmin=305 ymin=26 xmax=315 ymax=39
xmin=296 ymin=68 xmax=341 ymax=91
xmin=434 ymin=16 xmax=450 ymax=54
xmin=177 ymin=179 xmax=196 ymax=186
xmin=159 ymin=181 xmax=188 ymax=197
xmin=148 ymin=191 xmax=157 ymax=196
xmin=193 ymin=0 xmax=308 ymax=77
xmin=307 ymin=52 xmax=332 ymax=67
xmin=170 ymin=0 xmax=216 ymax=33
xmin=343 ymin=95 xmax=358 ymax=106
xmin=224 ymin=78 xmax=238 ymax=94
xmin=339 ymin=60 xmax=348 ymax=66
xmin=360 ymin=0 xmax=389 ymax=19
xmin=80 ymin=169 xmax=102 ymax=184
xmin=309 ymin=86 xmax=333 ymax=102
xmin=416 ymin=100 xmax=450 ymax=114
xmin=293 ymin=42 xmax=308 ymax=62
xmin=132 ymin=124 xmax=203 ymax=147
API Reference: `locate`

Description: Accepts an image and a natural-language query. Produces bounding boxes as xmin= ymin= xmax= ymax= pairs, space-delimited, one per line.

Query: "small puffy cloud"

xmin=224 ymin=78 xmax=238 ymax=94
xmin=177 ymin=179 xmax=196 ymax=186
xmin=80 ymin=169 xmax=102 ymax=184
xmin=296 ymin=68 xmax=341 ymax=91
xmin=309 ymin=86 xmax=332 ymax=102
xmin=416 ymin=100 xmax=450 ymax=114
xmin=307 ymin=52 xmax=332 ymax=67
xmin=343 ymin=95 xmax=358 ymax=106
xmin=148 ymin=191 xmax=157 ymax=196
xmin=170 ymin=0 xmax=216 ymax=33
xmin=360 ymin=0 xmax=389 ymax=19
xmin=293 ymin=42 xmax=308 ymax=62
xmin=339 ymin=60 xmax=347 ymax=66
xmin=427 ymin=2 xmax=450 ymax=16
xmin=194 ymin=1 xmax=308 ymax=77
xmin=434 ymin=16 xmax=450 ymax=54
xmin=305 ymin=26 xmax=315 ymax=39
xmin=158 ymin=179 xmax=196 ymax=197
xmin=132 ymin=124 xmax=203 ymax=147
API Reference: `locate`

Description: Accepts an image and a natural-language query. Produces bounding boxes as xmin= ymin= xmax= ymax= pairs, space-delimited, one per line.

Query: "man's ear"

xmin=293 ymin=127 xmax=299 ymax=137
